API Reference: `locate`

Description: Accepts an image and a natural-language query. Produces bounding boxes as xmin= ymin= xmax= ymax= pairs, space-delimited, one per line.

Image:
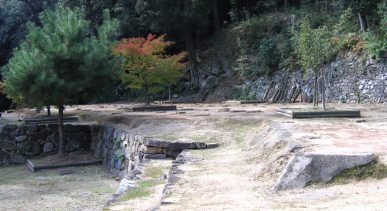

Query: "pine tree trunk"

xmin=47 ymin=105 xmax=51 ymax=116
xmin=58 ymin=104 xmax=65 ymax=156
xmin=145 ymin=86 xmax=150 ymax=105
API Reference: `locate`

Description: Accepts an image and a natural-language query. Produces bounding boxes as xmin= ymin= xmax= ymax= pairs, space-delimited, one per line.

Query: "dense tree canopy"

xmin=0 ymin=0 xmax=385 ymax=109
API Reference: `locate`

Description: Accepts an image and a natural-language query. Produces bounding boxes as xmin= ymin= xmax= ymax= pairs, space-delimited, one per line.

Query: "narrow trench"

xmin=104 ymin=128 xmax=217 ymax=210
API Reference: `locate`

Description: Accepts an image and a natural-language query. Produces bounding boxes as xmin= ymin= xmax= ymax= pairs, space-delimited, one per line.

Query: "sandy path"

xmin=159 ymin=121 xmax=262 ymax=210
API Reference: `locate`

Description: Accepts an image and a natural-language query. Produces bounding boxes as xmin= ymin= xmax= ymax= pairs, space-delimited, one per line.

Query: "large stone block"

xmin=65 ymin=139 xmax=81 ymax=152
xmin=15 ymin=135 xmax=27 ymax=143
xmin=143 ymin=146 xmax=165 ymax=154
xmin=143 ymin=138 xmax=206 ymax=150
xmin=43 ymin=142 xmax=54 ymax=153
xmin=20 ymin=141 xmax=41 ymax=155
xmin=0 ymin=125 xmax=17 ymax=135
xmin=274 ymin=152 xmax=375 ymax=191
xmin=9 ymin=153 xmax=25 ymax=164
xmin=49 ymin=132 xmax=59 ymax=145
xmin=0 ymin=140 xmax=17 ymax=151
xmin=14 ymin=126 xmax=27 ymax=136
xmin=143 ymin=154 xmax=167 ymax=159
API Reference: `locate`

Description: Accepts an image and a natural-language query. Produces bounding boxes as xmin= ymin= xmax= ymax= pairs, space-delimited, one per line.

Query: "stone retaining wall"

xmin=243 ymin=53 xmax=387 ymax=103
xmin=0 ymin=123 xmax=211 ymax=179
xmin=0 ymin=124 xmax=91 ymax=166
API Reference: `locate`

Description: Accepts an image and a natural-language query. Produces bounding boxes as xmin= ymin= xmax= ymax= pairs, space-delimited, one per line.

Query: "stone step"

xmin=23 ymin=116 xmax=78 ymax=124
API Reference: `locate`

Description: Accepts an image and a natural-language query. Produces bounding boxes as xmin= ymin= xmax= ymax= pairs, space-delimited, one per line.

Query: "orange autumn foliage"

xmin=113 ymin=34 xmax=187 ymax=103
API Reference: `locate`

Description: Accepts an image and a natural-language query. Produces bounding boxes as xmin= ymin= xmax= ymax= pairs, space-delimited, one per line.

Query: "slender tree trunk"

xmin=316 ymin=77 xmax=319 ymax=108
xmin=84 ymin=0 xmax=97 ymax=36
xmin=109 ymin=0 xmax=118 ymax=17
xmin=212 ymin=0 xmax=220 ymax=32
xmin=183 ymin=0 xmax=199 ymax=89
xmin=23 ymin=0 xmax=41 ymax=25
xmin=313 ymin=75 xmax=318 ymax=108
xmin=46 ymin=105 xmax=51 ymax=116
xmin=358 ymin=12 xmax=368 ymax=32
xmin=322 ymin=72 xmax=327 ymax=110
xmin=284 ymin=0 xmax=289 ymax=9
xmin=168 ymin=84 xmax=171 ymax=101
xmin=58 ymin=104 xmax=65 ymax=156
xmin=144 ymin=79 xmax=150 ymax=105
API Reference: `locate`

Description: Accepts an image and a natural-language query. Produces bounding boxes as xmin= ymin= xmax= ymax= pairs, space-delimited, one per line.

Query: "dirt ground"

xmin=0 ymin=165 xmax=118 ymax=211
xmin=1 ymin=102 xmax=387 ymax=210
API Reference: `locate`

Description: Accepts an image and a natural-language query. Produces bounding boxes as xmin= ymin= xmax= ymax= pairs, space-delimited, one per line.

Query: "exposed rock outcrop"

xmin=274 ymin=152 xmax=375 ymax=191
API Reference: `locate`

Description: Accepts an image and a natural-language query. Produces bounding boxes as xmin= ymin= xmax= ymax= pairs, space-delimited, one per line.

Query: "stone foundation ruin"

xmin=0 ymin=123 xmax=212 ymax=180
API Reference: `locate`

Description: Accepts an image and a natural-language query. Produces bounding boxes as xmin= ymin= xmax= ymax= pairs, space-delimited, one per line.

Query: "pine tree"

xmin=2 ymin=7 xmax=119 ymax=156
xmin=113 ymin=34 xmax=187 ymax=104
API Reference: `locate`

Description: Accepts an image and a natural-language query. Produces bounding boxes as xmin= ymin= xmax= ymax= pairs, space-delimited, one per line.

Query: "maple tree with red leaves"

xmin=113 ymin=34 xmax=187 ymax=104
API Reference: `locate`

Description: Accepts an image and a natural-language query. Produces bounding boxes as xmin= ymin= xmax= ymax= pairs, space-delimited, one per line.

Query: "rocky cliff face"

xmin=235 ymin=53 xmax=386 ymax=104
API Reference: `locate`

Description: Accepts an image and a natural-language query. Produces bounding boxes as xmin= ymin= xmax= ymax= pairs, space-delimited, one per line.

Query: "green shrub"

xmin=237 ymin=14 xmax=285 ymax=52
xmin=379 ymin=1 xmax=387 ymax=32
xmin=234 ymin=16 xmax=293 ymax=79
xmin=257 ymin=37 xmax=280 ymax=75
xmin=364 ymin=31 xmax=386 ymax=59
xmin=364 ymin=3 xmax=387 ymax=59
xmin=232 ymin=85 xmax=255 ymax=100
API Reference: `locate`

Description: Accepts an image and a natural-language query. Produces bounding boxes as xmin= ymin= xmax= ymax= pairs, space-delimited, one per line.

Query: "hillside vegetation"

xmin=0 ymin=0 xmax=386 ymax=107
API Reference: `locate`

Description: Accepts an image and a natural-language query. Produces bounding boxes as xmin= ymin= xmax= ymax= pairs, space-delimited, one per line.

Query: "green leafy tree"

xmin=292 ymin=18 xmax=336 ymax=109
xmin=113 ymin=34 xmax=187 ymax=104
xmin=2 ymin=7 xmax=119 ymax=156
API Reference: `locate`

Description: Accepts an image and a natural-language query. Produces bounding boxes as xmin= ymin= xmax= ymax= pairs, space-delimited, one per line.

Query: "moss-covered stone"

xmin=329 ymin=161 xmax=387 ymax=184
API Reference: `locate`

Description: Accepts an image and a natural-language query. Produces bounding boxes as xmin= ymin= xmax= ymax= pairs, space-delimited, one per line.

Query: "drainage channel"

xmin=105 ymin=136 xmax=219 ymax=210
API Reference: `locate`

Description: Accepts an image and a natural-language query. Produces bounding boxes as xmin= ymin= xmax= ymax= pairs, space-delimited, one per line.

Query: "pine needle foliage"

xmin=113 ymin=34 xmax=187 ymax=104
xmin=2 ymin=7 xmax=119 ymax=107
xmin=2 ymin=7 xmax=119 ymax=155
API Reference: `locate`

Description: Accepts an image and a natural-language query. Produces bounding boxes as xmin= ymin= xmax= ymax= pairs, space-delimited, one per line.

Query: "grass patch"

xmin=217 ymin=120 xmax=260 ymax=147
xmin=188 ymin=133 xmax=217 ymax=143
xmin=155 ymin=132 xmax=217 ymax=144
xmin=0 ymin=118 xmax=22 ymax=125
xmin=143 ymin=166 xmax=164 ymax=179
xmin=329 ymin=161 xmax=387 ymax=184
xmin=155 ymin=134 xmax=180 ymax=141
xmin=217 ymin=119 xmax=260 ymax=133
xmin=90 ymin=186 xmax=116 ymax=195
xmin=119 ymin=180 xmax=160 ymax=201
